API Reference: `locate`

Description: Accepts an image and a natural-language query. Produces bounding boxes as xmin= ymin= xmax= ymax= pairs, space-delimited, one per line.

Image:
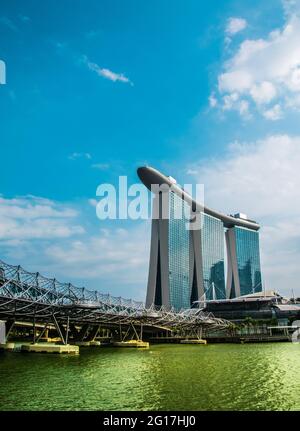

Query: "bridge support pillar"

xmin=69 ymin=324 xmax=98 ymax=342
xmin=76 ymin=324 xmax=90 ymax=342
xmin=0 ymin=321 xmax=6 ymax=344
xmin=85 ymin=325 xmax=100 ymax=342
xmin=5 ymin=319 xmax=15 ymax=342
xmin=52 ymin=315 xmax=68 ymax=345
xmin=34 ymin=320 xmax=50 ymax=343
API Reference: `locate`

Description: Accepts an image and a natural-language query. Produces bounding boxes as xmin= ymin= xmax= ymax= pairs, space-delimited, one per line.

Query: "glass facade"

xmin=141 ymin=167 xmax=263 ymax=309
xmin=163 ymin=191 xmax=261 ymax=308
xmin=234 ymin=227 xmax=262 ymax=296
xmin=168 ymin=191 xmax=191 ymax=310
xmin=200 ymin=213 xmax=226 ymax=300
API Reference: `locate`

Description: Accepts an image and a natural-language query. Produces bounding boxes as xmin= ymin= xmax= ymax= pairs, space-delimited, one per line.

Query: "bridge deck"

xmin=0 ymin=260 xmax=230 ymax=333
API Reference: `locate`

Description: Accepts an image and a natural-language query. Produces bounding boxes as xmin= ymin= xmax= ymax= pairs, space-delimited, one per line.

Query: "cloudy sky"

xmin=0 ymin=0 xmax=300 ymax=299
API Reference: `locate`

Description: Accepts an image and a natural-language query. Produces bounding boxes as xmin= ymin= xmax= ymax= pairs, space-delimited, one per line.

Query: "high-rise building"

xmin=138 ymin=166 xmax=263 ymax=310
xmin=145 ymin=190 xmax=192 ymax=310
xmin=190 ymin=212 xmax=226 ymax=305
xmin=226 ymin=226 xmax=262 ymax=298
xmin=199 ymin=213 xmax=226 ymax=300
xmin=168 ymin=191 xmax=191 ymax=309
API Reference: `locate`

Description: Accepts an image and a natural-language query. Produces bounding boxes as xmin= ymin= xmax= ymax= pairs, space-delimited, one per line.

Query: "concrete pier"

xmin=112 ymin=340 xmax=149 ymax=348
xmin=0 ymin=342 xmax=19 ymax=351
xmin=21 ymin=343 xmax=79 ymax=354
xmin=180 ymin=339 xmax=207 ymax=345
xmin=74 ymin=341 xmax=101 ymax=347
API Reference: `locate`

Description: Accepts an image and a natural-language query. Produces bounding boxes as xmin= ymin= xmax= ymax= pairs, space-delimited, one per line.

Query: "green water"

xmin=0 ymin=343 xmax=300 ymax=411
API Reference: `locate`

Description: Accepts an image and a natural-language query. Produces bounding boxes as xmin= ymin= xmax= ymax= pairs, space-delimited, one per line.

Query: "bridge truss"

xmin=0 ymin=260 xmax=230 ymax=344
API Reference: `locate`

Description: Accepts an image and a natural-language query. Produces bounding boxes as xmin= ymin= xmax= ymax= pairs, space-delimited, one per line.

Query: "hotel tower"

xmin=138 ymin=166 xmax=262 ymax=311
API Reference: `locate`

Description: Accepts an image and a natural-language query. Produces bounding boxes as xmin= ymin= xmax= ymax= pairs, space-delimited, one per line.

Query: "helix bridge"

xmin=0 ymin=260 xmax=230 ymax=345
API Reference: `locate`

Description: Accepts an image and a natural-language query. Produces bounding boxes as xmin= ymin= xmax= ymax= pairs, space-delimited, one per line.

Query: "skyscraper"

xmin=138 ymin=166 xmax=262 ymax=310
xmin=199 ymin=213 xmax=226 ymax=301
xmin=226 ymin=226 xmax=262 ymax=298
xmin=145 ymin=189 xmax=192 ymax=310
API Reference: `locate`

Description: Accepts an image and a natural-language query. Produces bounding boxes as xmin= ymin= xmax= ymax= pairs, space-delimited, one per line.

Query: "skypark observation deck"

xmin=0 ymin=260 xmax=229 ymax=345
xmin=137 ymin=166 xmax=260 ymax=231
xmin=137 ymin=166 xmax=263 ymax=309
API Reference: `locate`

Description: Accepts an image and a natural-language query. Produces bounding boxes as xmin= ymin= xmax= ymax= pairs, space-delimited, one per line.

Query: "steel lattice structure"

xmin=0 ymin=260 xmax=230 ymax=340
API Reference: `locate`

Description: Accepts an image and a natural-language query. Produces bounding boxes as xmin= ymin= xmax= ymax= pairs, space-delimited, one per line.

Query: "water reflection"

xmin=0 ymin=343 xmax=300 ymax=410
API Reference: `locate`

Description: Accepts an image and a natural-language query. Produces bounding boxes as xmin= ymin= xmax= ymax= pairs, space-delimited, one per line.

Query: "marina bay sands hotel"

xmin=137 ymin=166 xmax=262 ymax=311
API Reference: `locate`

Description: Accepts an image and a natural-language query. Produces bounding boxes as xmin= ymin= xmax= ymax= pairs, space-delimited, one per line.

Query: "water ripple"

xmin=0 ymin=343 xmax=300 ymax=410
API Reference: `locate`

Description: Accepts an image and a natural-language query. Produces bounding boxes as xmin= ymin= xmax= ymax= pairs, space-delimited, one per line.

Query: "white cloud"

xmin=226 ymin=17 xmax=247 ymax=35
xmin=238 ymin=99 xmax=251 ymax=118
xmin=223 ymin=92 xmax=239 ymax=110
xmin=0 ymin=195 xmax=150 ymax=300
xmin=91 ymin=163 xmax=110 ymax=170
xmin=88 ymin=198 xmax=98 ymax=207
xmin=84 ymin=56 xmax=133 ymax=86
xmin=263 ymin=103 xmax=283 ymax=120
xmin=249 ymin=81 xmax=277 ymax=105
xmin=0 ymin=16 xmax=18 ymax=32
xmin=214 ymin=1 xmax=300 ymax=119
xmin=209 ymin=93 xmax=218 ymax=107
xmin=85 ymin=30 xmax=100 ymax=39
xmin=283 ymin=0 xmax=300 ymax=16
xmin=221 ymin=92 xmax=251 ymax=118
xmin=68 ymin=152 xmax=91 ymax=160
xmin=44 ymin=223 xmax=149 ymax=288
xmin=19 ymin=15 xmax=30 ymax=23
xmin=0 ymin=196 xmax=84 ymax=241
xmin=187 ymin=134 xmax=300 ymax=296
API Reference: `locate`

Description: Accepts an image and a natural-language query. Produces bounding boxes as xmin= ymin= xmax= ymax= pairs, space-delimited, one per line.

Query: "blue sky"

xmin=1 ymin=0 xmax=300 ymax=299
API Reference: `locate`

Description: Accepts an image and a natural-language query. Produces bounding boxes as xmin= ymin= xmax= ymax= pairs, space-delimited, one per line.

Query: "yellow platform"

xmin=0 ymin=342 xmax=17 ymax=351
xmin=90 ymin=340 xmax=101 ymax=346
xmin=180 ymin=339 xmax=207 ymax=345
xmin=74 ymin=341 xmax=101 ymax=347
xmin=21 ymin=343 xmax=79 ymax=354
xmin=112 ymin=340 xmax=149 ymax=348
